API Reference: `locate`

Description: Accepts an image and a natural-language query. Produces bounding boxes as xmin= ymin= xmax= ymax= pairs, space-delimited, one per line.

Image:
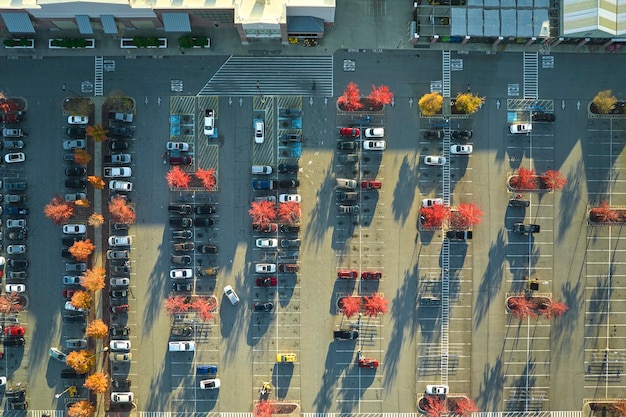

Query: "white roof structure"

xmin=562 ymin=0 xmax=626 ymax=36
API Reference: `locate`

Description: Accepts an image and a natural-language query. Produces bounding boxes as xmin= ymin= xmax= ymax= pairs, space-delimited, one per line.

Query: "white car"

xmin=204 ymin=109 xmax=215 ymax=136
xmin=109 ymin=180 xmax=133 ymax=192
xmin=510 ymin=123 xmax=532 ymax=134
xmin=364 ymin=127 xmax=385 ymax=138
xmin=65 ymin=192 xmax=87 ymax=202
xmin=251 ymin=165 xmax=272 ymax=175
xmin=425 ymin=384 xmax=449 ymax=395
xmin=108 ymin=236 xmax=132 ymax=247
xmin=256 ymin=238 xmax=278 ymax=248
xmin=254 ymin=120 xmax=265 ymax=144
xmin=63 ymin=276 xmax=81 ymax=285
xmin=109 ymin=340 xmax=131 ymax=351
xmin=68 ymin=115 xmax=89 ymax=125
xmin=6 ymin=219 xmax=26 ymax=228
xmin=223 ymin=285 xmax=240 ymax=305
xmin=6 ymin=245 xmax=26 ymax=254
xmin=279 ymin=194 xmax=301 ymax=203
xmin=199 ymin=378 xmax=221 ymax=389
xmin=4 ymin=153 xmax=25 ymax=163
xmin=5 ymin=284 xmax=25 ymax=293
xmin=422 ymin=198 xmax=444 ymax=208
xmin=170 ymin=269 xmax=193 ymax=279
xmin=363 ymin=140 xmax=386 ymax=150
xmin=65 ymin=339 xmax=88 ymax=349
xmin=110 ymin=277 xmax=130 ymax=287
xmin=424 ymin=156 xmax=446 ymax=166
xmin=450 ymin=144 xmax=473 ymax=155
xmin=63 ymin=140 xmax=86 ymax=150
xmin=49 ymin=347 xmax=67 ymax=363
xmin=166 ymin=142 xmax=190 ymax=151
xmin=63 ymin=224 xmax=87 ymax=234
xmin=64 ymin=301 xmax=85 ymax=312
xmin=255 ymin=263 xmax=276 ymax=274
xmin=111 ymin=392 xmax=134 ymax=403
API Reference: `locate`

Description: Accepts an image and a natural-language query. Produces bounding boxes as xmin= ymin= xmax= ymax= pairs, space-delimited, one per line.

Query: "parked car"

xmin=63 ymin=140 xmax=86 ymax=150
xmin=198 ymin=245 xmax=218 ymax=254
xmin=339 ymin=204 xmax=359 ymax=214
xmin=65 ymin=179 xmax=86 ymax=189
xmin=109 ymin=340 xmax=131 ymax=351
xmin=65 ymin=167 xmax=86 ymax=177
xmin=108 ymin=141 xmax=129 ymax=151
xmin=279 ymin=194 xmax=301 ymax=203
xmin=109 ymin=126 xmax=135 ymax=138
xmin=253 ymin=223 xmax=278 ymax=233
xmin=6 ymin=194 xmax=26 ymax=203
xmin=64 ymin=301 xmax=86 ymax=312
xmin=422 ymin=198 xmax=444 ymax=207
xmin=424 ymin=155 xmax=446 ymax=166
xmin=65 ymin=192 xmax=86 ymax=202
xmin=339 ymin=127 xmax=360 ymax=137
xmin=109 ymin=180 xmax=132 ymax=192
xmin=254 ymin=120 xmax=265 ymax=144
xmin=109 ymin=352 xmax=132 ymax=362
xmin=204 ymin=108 xmax=215 ymax=135
xmin=6 ymin=219 xmax=26 ymax=228
xmin=65 ymin=339 xmax=87 ymax=349
xmin=166 ymin=141 xmax=190 ymax=151
xmin=195 ymin=205 xmax=216 ymax=215
xmin=6 ymin=182 xmax=26 ymax=191
xmin=363 ymin=140 xmax=386 ymax=150
xmin=361 ymin=271 xmax=382 ymax=280
xmin=253 ymin=302 xmax=274 ymax=312
xmin=3 ymin=206 xmax=27 ymax=216
xmin=512 ymin=223 xmax=540 ymax=234
xmin=252 ymin=165 xmax=273 ymax=175
xmin=110 ymin=278 xmax=130 ymax=287
xmin=109 ymin=112 xmax=133 ymax=123
xmin=194 ymin=217 xmax=215 ymax=227
xmin=279 ymin=224 xmax=300 ymax=233
xmin=339 ymin=153 xmax=358 ymax=164
xmin=109 ymin=289 xmax=128 ymax=299
xmin=63 ymin=224 xmax=86 ymax=234
xmin=49 ymin=347 xmax=67 ymax=362
xmin=169 ymin=156 xmax=193 ymax=165
xmin=4 ymin=326 xmax=25 ymax=336
xmin=254 ymin=195 xmax=277 ymax=204
xmin=2 ymin=128 xmax=24 ymax=138
xmin=8 ymin=271 xmax=26 ymax=280
xmin=426 ymin=385 xmax=449 ymax=395
xmin=171 ymin=255 xmax=192 ymax=265
xmin=278 ymin=163 xmax=299 ymax=173
xmin=278 ymin=179 xmax=300 ymax=189
xmin=280 ymin=239 xmax=301 ymax=248
xmin=224 ymin=285 xmax=240 ymax=305
xmin=172 ymin=326 xmax=193 ymax=336
xmin=111 ymin=379 xmax=132 ymax=389
xmin=337 ymin=191 xmax=358 ymax=203
xmin=276 ymin=353 xmax=296 ymax=363
xmin=451 ymin=130 xmax=473 ymax=140
xmin=7 ymin=259 xmax=28 ymax=269
xmin=4 ymin=153 xmax=25 ymax=163
xmin=106 ymin=250 xmax=129 ymax=260
xmin=337 ymin=141 xmax=357 ymax=151
xmin=108 ymin=236 xmax=132 ymax=247
xmin=424 ymin=130 xmax=444 ymax=140
xmin=532 ymin=112 xmax=556 ymax=122
xmin=279 ymin=108 xmax=302 ymax=118
xmin=510 ymin=123 xmax=532 ymax=134
xmin=172 ymin=282 xmax=192 ymax=292
xmin=255 ymin=263 xmax=276 ymax=273
xmin=334 ymin=329 xmax=359 ymax=340
xmin=66 ymin=127 xmax=86 ymax=138
xmin=446 ymin=230 xmax=473 ymax=240
xmin=168 ymin=204 xmax=192 ymax=215
xmin=199 ymin=379 xmax=221 ymax=390
xmin=252 ymin=180 xmax=275 ymax=190
xmin=172 ymin=230 xmax=193 ymax=240
xmin=337 ymin=270 xmax=358 ymax=279
xmin=278 ymin=264 xmax=299 ymax=273
xmin=63 ymin=276 xmax=81 ymax=285
xmin=256 ymin=238 xmax=278 ymax=248
xmin=67 ymin=115 xmax=88 ymax=125
xmin=450 ymin=144 xmax=473 ymax=155
xmin=3 ymin=337 xmax=25 ymax=346
xmin=3 ymin=140 xmax=24 ymax=150
xmin=361 ymin=180 xmax=382 ymax=190
xmin=256 ymin=276 xmax=278 ymax=287
xmin=509 ymin=199 xmax=530 ymax=207
xmin=173 ymin=242 xmax=195 ymax=252
xmin=110 ymin=305 xmax=129 ymax=314
xmin=110 ymin=326 xmax=131 ymax=337
xmin=364 ymin=127 xmax=384 ymax=137
xmin=66 ymin=263 xmax=86 ymax=272
xmin=170 ymin=269 xmax=193 ymax=279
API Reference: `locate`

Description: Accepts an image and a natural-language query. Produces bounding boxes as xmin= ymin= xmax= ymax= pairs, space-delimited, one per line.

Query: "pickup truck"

xmin=252 ymin=180 xmax=275 ymax=190
xmin=109 ymin=112 xmax=133 ymax=123
xmin=104 ymin=154 xmax=131 ymax=164
xmin=512 ymin=223 xmax=540 ymax=234
xmin=204 ymin=109 xmax=215 ymax=136
xmin=104 ymin=167 xmax=132 ymax=178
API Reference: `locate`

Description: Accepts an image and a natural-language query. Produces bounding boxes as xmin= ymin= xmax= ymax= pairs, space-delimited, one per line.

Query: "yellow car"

xmin=276 ymin=353 xmax=297 ymax=363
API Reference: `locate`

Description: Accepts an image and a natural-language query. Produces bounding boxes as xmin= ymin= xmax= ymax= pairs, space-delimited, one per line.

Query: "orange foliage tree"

xmin=368 ymin=84 xmax=394 ymax=106
xmin=88 ymin=213 xmax=104 ymax=227
xmin=66 ymin=351 xmax=95 ymax=374
xmin=508 ymin=297 xmax=538 ymax=320
xmin=81 ymin=267 xmax=105 ymax=292
xmin=84 ymin=373 xmax=109 ymax=394
xmin=249 ymin=200 xmax=277 ymax=225
xmin=75 ymin=199 xmax=89 ymax=208
xmin=453 ymin=397 xmax=480 ymax=417
xmin=541 ymin=298 xmax=569 ymax=319
xmin=108 ymin=195 xmax=136 ymax=224
xmin=86 ymin=125 xmax=108 ymax=142
xmin=166 ymin=166 xmax=191 ymax=189
xmin=74 ymin=149 xmax=92 ymax=165
xmin=363 ymin=294 xmax=388 ymax=317
xmin=164 ymin=295 xmax=191 ymax=315
xmin=340 ymin=296 xmax=362 ymax=319
xmin=542 ymin=170 xmax=567 ymax=190
xmin=0 ymin=293 xmax=24 ymax=314
xmin=590 ymin=201 xmax=619 ymax=222
xmin=191 ymin=297 xmax=216 ymax=321
xmin=337 ymin=82 xmax=363 ymax=111
xmin=87 ymin=175 xmax=105 ymax=190
xmin=44 ymin=195 xmax=74 ymax=224
xmin=421 ymin=205 xmax=450 ymax=229
xmin=196 ymin=168 xmax=217 ymax=190
xmin=422 ymin=396 xmax=448 ymax=417
xmin=254 ymin=399 xmax=277 ymax=417
xmin=69 ymin=239 xmax=95 ymax=261
xmin=68 ymin=401 xmax=96 ymax=417
xmin=278 ymin=202 xmax=301 ymax=224
xmin=86 ymin=319 xmax=108 ymax=339
xmin=451 ymin=203 xmax=484 ymax=229
xmin=612 ymin=400 xmax=626 ymax=416
xmin=71 ymin=290 xmax=92 ymax=310
xmin=510 ymin=167 xmax=537 ymax=190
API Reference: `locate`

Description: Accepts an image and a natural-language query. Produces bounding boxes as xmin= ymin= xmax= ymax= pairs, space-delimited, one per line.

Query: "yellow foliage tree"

xmin=65 ymin=351 xmax=95 ymax=375
xmin=87 ymin=176 xmax=105 ymax=190
xmin=69 ymin=239 xmax=95 ymax=261
xmin=85 ymin=125 xmax=109 ymax=142
xmin=70 ymin=290 xmax=92 ymax=310
xmin=74 ymin=149 xmax=92 ymax=165
xmin=68 ymin=401 xmax=96 ymax=417
xmin=88 ymin=213 xmax=104 ymax=227
xmin=593 ymin=90 xmax=618 ymax=114
xmin=84 ymin=372 xmax=109 ymax=394
xmin=85 ymin=319 xmax=108 ymax=339
xmin=418 ymin=92 xmax=443 ymax=116
xmin=454 ymin=93 xmax=485 ymax=114
xmin=75 ymin=199 xmax=90 ymax=208
xmin=81 ymin=267 xmax=105 ymax=292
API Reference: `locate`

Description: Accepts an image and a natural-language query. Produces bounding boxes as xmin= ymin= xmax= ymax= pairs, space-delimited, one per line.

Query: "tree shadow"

xmin=476 ymin=354 xmax=504 ymax=411
xmin=141 ymin=229 xmax=170 ymax=336
xmin=392 ymin=155 xmax=420 ymax=225
xmin=304 ymin=160 xmax=334 ymax=253
xmin=556 ymin=159 xmax=584 ymax=243
xmin=474 ymin=229 xmax=506 ymax=329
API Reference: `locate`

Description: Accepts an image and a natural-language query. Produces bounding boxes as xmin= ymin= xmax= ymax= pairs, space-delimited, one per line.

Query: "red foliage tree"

xmin=108 ymin=195 xmax=136 ymax=224
xmin=422 ymin=396 xmax=448 ymax=417
xmin=542 ymin=170 xmax=567 ymax=190
xmin=453 ymin=398 xmax=480 ymax=417
xmin=191 ymin=297 xmax=216 ymax=321
xmin=254 ymin=399 xmax=277 ymax=417
xmin=340 ymin=296 xmax=362 ymax=318
xmin=368 ymin=84 xmax=394 ymax=106
xmin=277 ymin=202 xmax=301 ymax=224
xmin=363 ymin=294 xmax=388 ymax=317
xmin=337 ymin=82 xmax=363 ymax=111
xmin=590 ymin=201 xmax=619 ymax=222
xmin=508 ymin=296 xmax=538 ymax=320
xmin=612 ymin=400 xmax=626 ymax=416
xmin=249 ymin=201 xmax=277 ymax=225
xmin=166 ymin=166 xmax=191 ymax=189
xmin=44 ymin=195 xmax=75 ymax=224
xmin=0 ymin=293 xmax=24 ymax=314
xmin=196 ymin=168 xmax=216 ymax=191
xmin=541 ymin=298 xmax=569 ymax=319
xmin=163 ymin=295 xmax=190 ymax=315
xmin=510 ymin=166 xmax=537 ymax=190
xmin=451 ymin=203 xmax=484 ymax=229
xmin=421 ymin=205 xmax=450 ymax=229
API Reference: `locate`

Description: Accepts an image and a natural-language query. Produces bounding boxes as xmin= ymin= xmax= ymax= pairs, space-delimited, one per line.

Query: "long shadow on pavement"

xmin=473 ymin=229 xmax=507 ymax=329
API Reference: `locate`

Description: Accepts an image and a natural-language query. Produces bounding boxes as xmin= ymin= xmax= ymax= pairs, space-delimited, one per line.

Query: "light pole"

xmin=54 ymin=385 xmax=77 ymax=399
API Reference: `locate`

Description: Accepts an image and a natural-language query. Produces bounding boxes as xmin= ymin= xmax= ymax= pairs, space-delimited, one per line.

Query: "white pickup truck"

xmin=104 ymin=167 xmax=132 ymax=178
xmin=204 ymin=109 xmax=215 ymax=136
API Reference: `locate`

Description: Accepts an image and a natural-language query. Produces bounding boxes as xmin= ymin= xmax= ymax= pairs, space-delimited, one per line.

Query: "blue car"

xmin=197 ymin=365 xmax=218 ymax=375
xmin=252 ymin=180 xmax=275 ymax=190
xmin=4 ymin=206 xmax=28 ymax=215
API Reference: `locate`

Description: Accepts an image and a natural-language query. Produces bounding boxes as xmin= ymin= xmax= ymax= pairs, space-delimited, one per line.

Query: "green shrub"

xmin=3 ymin=38 xmax=30 ymax=47
xmin=194 ymin=36 xmax=208 ymax=47
xmin=178 ymin=35 xmax=194 ymax=48
xmin=51 ymin=38 xmax=88 ymax=48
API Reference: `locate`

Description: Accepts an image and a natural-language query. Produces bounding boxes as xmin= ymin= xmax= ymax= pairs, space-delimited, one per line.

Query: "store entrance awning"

xmin=287 ymin=16 xmax=324 ymax=33
xmin=162 ymin=12 xmax=191 ymax=32
xmin=100 ymin=15 xmax=117 ymax=34
xmin=1 ymin=13 xmax=35 ymax=34
xmin=75 ymin=15 xmax=93 ymax=34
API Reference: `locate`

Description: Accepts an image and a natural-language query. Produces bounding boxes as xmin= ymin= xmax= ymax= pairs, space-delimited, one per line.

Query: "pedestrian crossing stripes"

xmin=475 ymin=413 xmax=580 ymax=417
xmin=198 ymin=56 xmax=333 ymax=97
xmin=523 ymin=52 xmax=539 ymax=99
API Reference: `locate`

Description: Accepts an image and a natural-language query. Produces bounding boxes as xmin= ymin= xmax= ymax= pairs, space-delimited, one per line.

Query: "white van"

xmin=169 ymin=341 xmax=195 ymax=352
xmin=252 ymin=165 xmax=272 ymax=175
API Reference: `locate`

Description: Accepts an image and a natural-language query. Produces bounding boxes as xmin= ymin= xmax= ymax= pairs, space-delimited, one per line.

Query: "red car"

xmin=337 ymin=270 xmax=358 ymax=279
xmin=279 ymin=264 xmax=299 ymax=273
xmin=4 ymin=326 xmax=25 ymax=337
xmin=339 ymin=127 xmax=360 ymax=138
xmin=110 ymin=305 xmax=129 ymax=313
xmin=253 ymin=223 xmax=278 ymax=233
xmin=361 ymin=180 xmax=382 ymax=190
xmin=358 ymin=357 xmax=379 ymax=368
xmin=256 ymin=277 xmax=278 ymax=287
xmin=361 ymin=271 xmax=382 ymax=280
xmin=62 ymin=289 xmax=77 ymax=299
xmin=169 ymin=156 xmax=193 ymax=165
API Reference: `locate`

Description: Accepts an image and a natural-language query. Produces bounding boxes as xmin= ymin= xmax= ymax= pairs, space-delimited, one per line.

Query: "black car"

xmin=445 ymin=230 xmax=473 ymax=240
xmin=5 ymin=389 xmax=26 ymax=400
xmin=65 ymin=167 xmax=86 ymax=177
xmin=168 ymin=204 xmax=192 ymax=215
xmin=278 ymin=163 xmax=299 ymax=173
xmin=532 ymin=112 xmax=556 ymax=122
xmin=3 ymin=337 xmax=25 ymax=346
xmin=108 ymin=140 xmax=129 ymax=151
xmin=173 ymin=242 xmax=195 ymax=252
xmin=9 ymin=402 xmax=27 ymax=410
xmin=337 ymin=141 xmax=357 ymax=151
xmin=113 ymin=265 xmax=131 ymax=274
xmin=198 ymin=245 xmax=218 ymax=254
xmin=110 ymin=326 xmax=131 ymax=337
xmin=451 ymin=130 xmax=473 ymax=140
xmin=109 ymin=289 xmax=128 ymax=299
xmin=253 ymin=302 xmax=274 ymax=312
xmin=171 ymin=326 xmax=193 ymax=336
xmin=278 ymin=179 xmax=300 ymax=189
xmin=169 ymin=217 xmax=192 ymax=228
xmin=65 ymin=179 xmax=86 ymax=189
xmin=62 ymin=235 xmax=85 ymax=246
xmin=62 ymin=314 xmax=85 ymax=324
xmin=333 ymin=329 xmax=359 ymax=340
xmin=112 ymin=379 xmax=132 ymax=389
xmin=7 ymin=231 xmax=27 ymax=241
xmin=279 ymin=224 xmax=300 ymax=234
xmin=172 ymin=282 xmax=192 ymax=292
xmin=509 ymin=199 xmax=530 ymax=208
xmin=171 ymin=255 xmax=192 ymax=265
xmin=6 ymin=182 xmax=26 ymax=191
xmin=195 ymin=205 xmax=216 ymax=215
xmin=109 ymin=126 xmax=135 ymax=138
xmin=66 ymin=127 xmax=86 ymax=138
xmin=424 ymin=130 xmax=444 ymax=140
xmin=8 ymin=259 xmax=28 ymax=269
xmin=194 ymin=217 xmax=215 ymax=227
xmin=172 ymin=230 xmax=193 ymax=240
